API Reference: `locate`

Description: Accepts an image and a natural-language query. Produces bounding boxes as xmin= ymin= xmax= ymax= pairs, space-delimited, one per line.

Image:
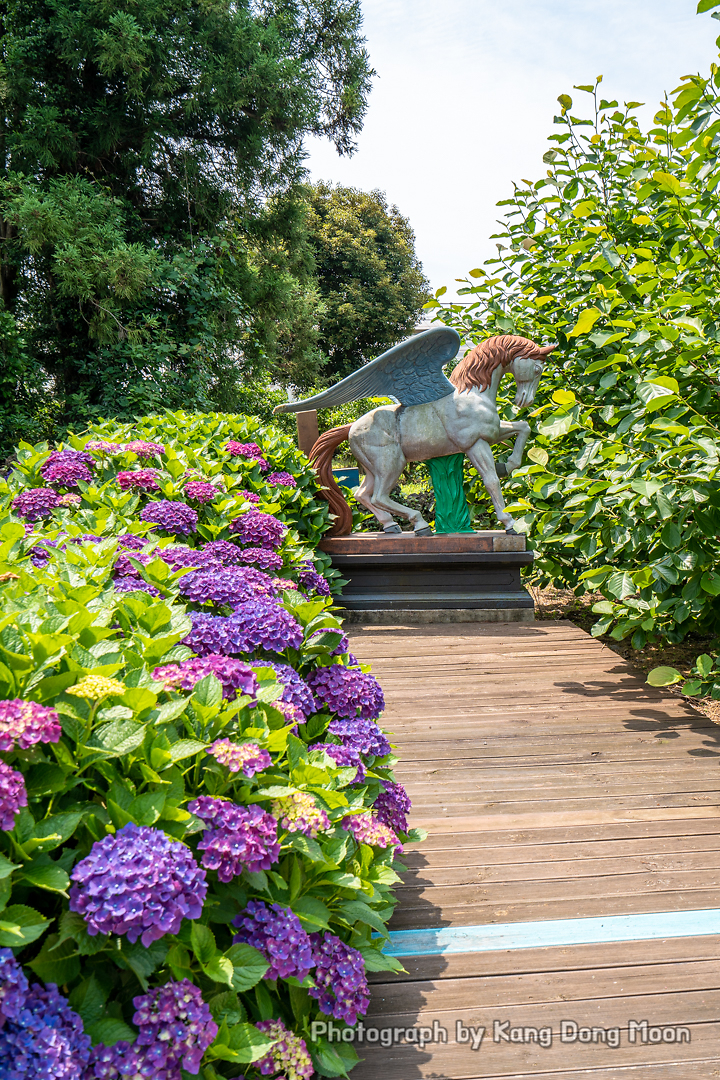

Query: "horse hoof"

xmin=505 ymin=527 xmax=518 ymax=535
xmin=383 ymin=524 xmax=402 ymax=535
xmin=495 ymin=462 xmax=508 ymax=478
xmin=414 ymin=526 xmax=433 ymax=537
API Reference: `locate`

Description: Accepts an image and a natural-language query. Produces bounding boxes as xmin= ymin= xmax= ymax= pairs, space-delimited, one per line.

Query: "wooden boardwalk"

xmin=347 ymin=620 xmax=720 ymax=1079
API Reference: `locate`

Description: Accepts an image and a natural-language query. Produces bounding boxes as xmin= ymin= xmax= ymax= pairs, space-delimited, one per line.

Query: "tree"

xmin=304 ymin=181 xmax=430 ymax=379
xmin=0 ymin=0 xmax=373 ymax=446
xmin=428 ymin=27 xmax=720 ymax=651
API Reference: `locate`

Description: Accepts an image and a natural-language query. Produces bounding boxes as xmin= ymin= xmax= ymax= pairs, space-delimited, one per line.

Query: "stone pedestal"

xmin=319 ymin=532 xmax=534 ymax=622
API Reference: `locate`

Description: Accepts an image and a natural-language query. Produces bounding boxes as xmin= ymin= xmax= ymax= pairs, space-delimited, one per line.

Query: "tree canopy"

xmin=429 ymin=35 xmax=720 ymax=653
xmin=305 ymin=181 xmax=430 ymax=379
xmin=0 ymin=0 xmax=373 ymax=447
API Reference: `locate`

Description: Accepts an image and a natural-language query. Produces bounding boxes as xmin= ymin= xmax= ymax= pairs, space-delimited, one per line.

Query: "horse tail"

xmin=309 ymin=424 xmax=353 ymax=537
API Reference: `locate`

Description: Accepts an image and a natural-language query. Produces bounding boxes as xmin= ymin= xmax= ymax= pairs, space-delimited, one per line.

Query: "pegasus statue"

xmin=274 ymin=327 xmax=555 ymax=537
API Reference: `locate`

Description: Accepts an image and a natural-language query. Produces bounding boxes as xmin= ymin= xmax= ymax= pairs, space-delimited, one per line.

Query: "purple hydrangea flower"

xmin=113 ymin=549 xmax=152 ymax=578
xmin=85 ymin=1040 xmax=145 ymax=1079
xmin=116 ymin=469 xmax=160 ymax=491
xmin=41 ymin=454 xmax=92 ymax=488
xmin=125 ymin=440 xmax=165 ymax=458
xmin=232 ymin=900 xmax=314 ymax=982
xmin=326 ymin=717 xmax=391 ymax=758
xmin=208 ymin=739 xmax=271 ymax=776
xmin=0 ymin=761 xmax=28 ymax=831
xmin=189 ymin=797 xmax=280 ymax=880
xmin=116 ymin=533 xmax=148 ymax=551
xmin=229 ymin=510 xmax=286 ymax=550
xmin=179 ymin=565 xmax=274 ymax=606
xmin=374 ymin=781 xmax=411 ymax=833
xmin=0 ymin=982 xmax=91 ymax=1079
xmin=112 ymin=576 xmax=162 ymax=597
xmin=85 ymin=440 xmax=122 ymax=454
xmin=225 ymin=442 xmax=269 ymax=470
xmin=254 ymin=1019 xmax=314 ymax=1080
xmin=272 ymin=577 xmax=299 ymax=592
xmin=0 ymin=700 xmax=62 ymax=752
xmin=28 ymin=538 xmax=59 ymax=568
xmin=11 ymin=487 xmax=63 ymax=521
xmin=307 ymin=665 xmax=385 ymax=720
xmin=272 ymin=792 xmax=329 ymax=837
xmin=139 ymin=500 xmax=197 ymax=535
xmin=343 ymin=812 xmax=403 ymax=854
xmin=184 ymin=602 xmax=303 ymax=657
xmin=200 ymin=539 xmax=244 ymax=565
xmin=0 ymin=949 xmax=29 ymax=1025
xmin=184 ymin=480 xmax=219 ymax=504
xmin=298 ymin=566 xmax=330 ymax=596
xmin=262 ymin=663 xmax=316 ymax=717
xmin=158 ymin=545 xmax=215 ymax=571
xmin=273 ymin=701 xmax=304 ymax=728
xmin=132 ymin=979 xmax=217 ymax=1075
xmin=309 ymin=932 xmax=370 ymax=1025
xmin=267 ymin=471 xmax=297 ymax=488
xmin=153 ymin=655 xmax=258 ymax=701
xmin=312 ymin=742 xmax=366 ymax=781
xmin=69 ymin=822 xmax=207 ymax=946
xmin=238 ymin=547 xmax=283 ymax=572
xmin=238 ymin=489 xmax=261 ymax=503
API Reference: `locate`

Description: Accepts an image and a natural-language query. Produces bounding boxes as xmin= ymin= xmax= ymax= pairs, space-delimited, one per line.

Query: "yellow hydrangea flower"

xmin=68 ymin=675 xmax=126 ymax=700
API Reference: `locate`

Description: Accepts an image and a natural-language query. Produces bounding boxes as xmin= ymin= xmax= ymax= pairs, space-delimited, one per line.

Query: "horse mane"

xmin=450 ymin=334 xmax=550 ymax=392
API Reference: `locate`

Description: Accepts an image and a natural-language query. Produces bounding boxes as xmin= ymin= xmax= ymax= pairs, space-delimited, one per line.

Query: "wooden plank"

xmin=345 ymin=623 xmax=720 ymax=1078
xmin=369 ymin=935 xmax=720 ymax=983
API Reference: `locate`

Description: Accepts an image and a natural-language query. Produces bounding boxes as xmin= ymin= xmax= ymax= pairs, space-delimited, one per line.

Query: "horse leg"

xmin=370 ymin=454 xmax=432 ymax=532
xmin=495 ymin=420 xmax=531 ymax=477
xmin=353 ymin=470 xmax=395 ymax=530
xmin=465 ymin=439 xmax=517 ymax=532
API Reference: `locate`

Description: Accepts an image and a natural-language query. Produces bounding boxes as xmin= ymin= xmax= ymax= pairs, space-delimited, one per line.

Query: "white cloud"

xmin=306 ymin=0 xmax=717 ymax=299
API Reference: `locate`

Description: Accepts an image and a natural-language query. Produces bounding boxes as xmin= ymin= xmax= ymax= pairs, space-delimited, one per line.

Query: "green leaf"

xmin=169 ymin=738 xmax=207 ymax=762
xmin=28 ymin=936 xmax=80 ymax=984
xmin=86 ymin=1018 xmax=138 ymax=1047
xmin=193 ymin=674 xmax=223 ymax=707
xmin=338 ymin=900 xmax=389 ymax=936
xmin=0 ymin=853 xmax=20 ymax=880
xmin=207 ymin=1022 xmax=273 ymax=1064
xmin=54 ymin=910 xmax=109 ymax=955
xmin=647 ymin=666 xmax=683 ymax=686
xmin=68 ymin=975 xmax=108 ymax=1028
xmin=23 ymin=812 xmax=84 ymax=854
xmin=191 ymin=921 xmax=216 ymax=966
xmin=225 ymin=943 xmax=270 ymax=991
xmin=357 ymin=945 xmax=405 ymax=972
xmin=701 ymin=571 xmax=720 ymax=595
xmin=696 ymin=653 xmax=715 ymax=677
xmin=698 ymin=0 xmax=720 ymax=11
xmin=19 ymin=858 xmax=71 ymax=895
xmin=203 ymin=954 xmax=235 ymax=986
xmin=567 ymin=307 xmax=601 ymax=337
xmin=0 ymin=905 xmax=50 ymax=947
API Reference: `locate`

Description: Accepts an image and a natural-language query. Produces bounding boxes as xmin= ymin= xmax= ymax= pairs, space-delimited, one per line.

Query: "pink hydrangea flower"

xmin=124 ymin=440 xmax=165 ymax=459
xmin=116 ymin=469 xmax=160 ymax=492
xmin=267 ymin=471 xmax=297 ymax=488
xmin=225 ymin=441 xmax=269 ymax=470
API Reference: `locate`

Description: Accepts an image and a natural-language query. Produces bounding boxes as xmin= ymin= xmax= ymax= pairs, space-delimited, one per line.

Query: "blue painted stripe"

xmin=384 ymin=909 xmax=720 ymax=957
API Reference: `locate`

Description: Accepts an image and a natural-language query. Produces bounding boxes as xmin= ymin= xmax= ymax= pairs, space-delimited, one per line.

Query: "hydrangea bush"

xmin=0 ymin=414 xmax=421 ymax=1079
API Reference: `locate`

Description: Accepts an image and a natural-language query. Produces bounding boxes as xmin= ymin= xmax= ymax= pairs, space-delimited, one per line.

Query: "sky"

xmin=305 ymin=0 xmax=720 ymax=301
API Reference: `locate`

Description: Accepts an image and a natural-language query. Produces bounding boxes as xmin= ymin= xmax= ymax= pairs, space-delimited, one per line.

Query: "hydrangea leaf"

xmin=0 ymin=904 xmax=50 ymax=946
xmin=224 ymin=943 xmax=270 ymax=991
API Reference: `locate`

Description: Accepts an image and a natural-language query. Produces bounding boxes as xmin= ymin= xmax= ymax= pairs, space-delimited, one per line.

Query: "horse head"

xmin=510 ymin=343 xmax=556 ymax=408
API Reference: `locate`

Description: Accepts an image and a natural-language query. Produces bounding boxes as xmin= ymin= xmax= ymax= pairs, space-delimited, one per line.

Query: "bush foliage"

xmin=428 ymin=45 xmax=720 ymax=654
xmin=0 ymin=412 xmax=416 ymax=1077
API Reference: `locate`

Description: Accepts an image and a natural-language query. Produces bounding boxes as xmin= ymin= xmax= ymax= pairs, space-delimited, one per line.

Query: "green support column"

xmin=425 ymin=453 xmax=475 ymax=534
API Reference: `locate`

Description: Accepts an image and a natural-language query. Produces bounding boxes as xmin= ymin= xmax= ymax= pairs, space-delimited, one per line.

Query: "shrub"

xmin=0 ymin=414 xmax=419 ymax=1078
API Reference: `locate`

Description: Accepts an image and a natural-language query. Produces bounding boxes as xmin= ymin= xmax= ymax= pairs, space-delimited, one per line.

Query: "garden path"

xmin=347 ymin=620 xmax=720 ymax=1079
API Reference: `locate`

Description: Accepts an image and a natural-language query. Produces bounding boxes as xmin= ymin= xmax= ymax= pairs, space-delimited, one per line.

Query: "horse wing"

xmin=273 ymin=327 xmax=461 ymax=413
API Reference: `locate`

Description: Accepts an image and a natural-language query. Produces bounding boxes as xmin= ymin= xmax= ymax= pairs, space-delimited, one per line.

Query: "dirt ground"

xmin=532 ymin=586 xmax=720 ymax=724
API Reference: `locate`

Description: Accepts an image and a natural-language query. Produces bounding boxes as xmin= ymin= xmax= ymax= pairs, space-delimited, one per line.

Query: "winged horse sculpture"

xmin=274 ymin=328 xmax=555 ymax=537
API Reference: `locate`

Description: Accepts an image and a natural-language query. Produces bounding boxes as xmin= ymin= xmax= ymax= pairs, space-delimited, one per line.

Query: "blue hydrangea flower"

xmin=179 ymin=566 xmax=273 ymax=606
xmin=298 ymin=565 xmax=330 ymax=596
xmin=229 ymin=509 xmax=286 ymax=550
xmin=312 ymin=742 xmax=366 ymax=781
xmin=69 ymin=823 xmax=207 ymax=946
xmin=0 ymin=982 xmax=91 ymax=1079
xmin=0 ymin=950 xmax=29 ymax=1025
xmin=184 ymin=602 xmax=303 ymax=657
